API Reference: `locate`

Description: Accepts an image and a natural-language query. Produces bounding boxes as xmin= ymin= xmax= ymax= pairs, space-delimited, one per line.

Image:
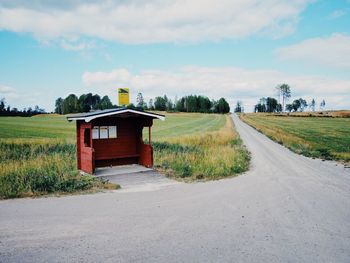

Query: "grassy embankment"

xmin=0 ymin=113 xmax=249 ymax=199
xmin=240 ymin=112 xmax=350 ymax=162
xmin=148 ymin=113 xmax=249 ymax=180
xmin=0 ymin=115 xmax=119 ymax=199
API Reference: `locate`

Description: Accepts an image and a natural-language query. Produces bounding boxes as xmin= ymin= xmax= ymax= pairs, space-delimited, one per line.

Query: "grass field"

xmin=0 ymin=114 xmax=75 ymax=140
xmin=0 ymin=113 xmax=226 ymax=140
xmin=144 ymin=113 xmax=226 ymax=140
xmin=240 ymin=113 xmax=350 ymax=162
xmin=0 ymin=113 xmax=249 ymax=198
xmin=278 ymin=110 xmax=350 ymax=118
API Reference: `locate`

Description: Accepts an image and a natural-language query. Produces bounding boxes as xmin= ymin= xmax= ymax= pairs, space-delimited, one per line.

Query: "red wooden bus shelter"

xmin=67 ymin=108 xmax=165 ymax=174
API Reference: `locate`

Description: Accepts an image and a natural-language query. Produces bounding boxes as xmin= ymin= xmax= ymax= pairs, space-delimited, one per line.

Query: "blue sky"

xmin=0 ymin=0 xmax=349 ymax=112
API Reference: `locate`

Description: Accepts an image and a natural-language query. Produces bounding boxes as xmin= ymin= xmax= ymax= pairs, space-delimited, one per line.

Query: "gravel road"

xmin=1 ymin=114 xmax=349 ymax=262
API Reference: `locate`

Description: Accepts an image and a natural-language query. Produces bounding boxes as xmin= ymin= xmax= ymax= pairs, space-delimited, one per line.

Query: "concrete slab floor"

xmin=94 ymin=164 xmax=152 ymax=177
xmin=103 ymin=170 xmax=180 ymax=192
xmin=94 ymin=165 xmax=179 ymax=191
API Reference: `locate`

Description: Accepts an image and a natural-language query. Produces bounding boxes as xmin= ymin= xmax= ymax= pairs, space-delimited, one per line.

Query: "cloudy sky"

xmin=0 ymin=0 xmax=349 ymax=112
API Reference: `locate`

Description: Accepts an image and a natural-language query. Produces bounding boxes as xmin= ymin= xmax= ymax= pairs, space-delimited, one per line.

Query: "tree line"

xmin=55 ymin=93 xmax=230 ymax=114
xmin=137 ymin=94 xmax=230 ymax=114
xmin=55 ymin=93 xmax=115 ymax=114
xmin=0 ymin=98 xmax=46 ymax=117
xmin=253 ymin=84 xmax=326 ymax=113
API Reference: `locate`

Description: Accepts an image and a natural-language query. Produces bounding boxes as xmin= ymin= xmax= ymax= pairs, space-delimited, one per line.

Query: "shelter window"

xmin=92 ymin=126 xmax=117 ymax=139
xmin=99 ymin=126 xmax=108 ymax=139
xmin=92 ymin=127 xmax=99 ymax=139
xmin=108 ymin=126 xmax=117 ymax=138
xmin=84 ymin=128 xmax=91 ymax=147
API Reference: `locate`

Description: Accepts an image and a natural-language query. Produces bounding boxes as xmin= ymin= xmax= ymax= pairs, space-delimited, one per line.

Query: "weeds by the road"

xmin=0 ymin=139 xmax=119 ymax=199
xmin=153 ymin=116 xmax=250 ymax=181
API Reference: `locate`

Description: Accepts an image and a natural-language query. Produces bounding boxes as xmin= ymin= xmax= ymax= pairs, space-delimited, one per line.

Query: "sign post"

xmin=118 ymin=88 xmax=130 ymax=106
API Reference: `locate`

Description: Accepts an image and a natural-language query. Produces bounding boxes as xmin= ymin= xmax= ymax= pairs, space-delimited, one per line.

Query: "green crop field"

xmin=0 ymin=113 xmax=226 ymax=141
xmin=0 ymin=115 xmax=75 ymax=140
xmin=240 ymin=113 xmax=350 ymax=162
xmin=145 ymin=113 xmax=226 ymax=140
xmin=0 ymin=113 xmax=248 ymax=199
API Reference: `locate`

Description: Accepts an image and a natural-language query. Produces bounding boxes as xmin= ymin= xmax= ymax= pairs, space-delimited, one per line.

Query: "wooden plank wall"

xmin=92 ymin=117 xmax=141 ymax=160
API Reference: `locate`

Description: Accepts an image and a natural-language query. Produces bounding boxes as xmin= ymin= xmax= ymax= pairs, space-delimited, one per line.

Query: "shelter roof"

xmin=66 ymin=108 xmax=165 ymax=122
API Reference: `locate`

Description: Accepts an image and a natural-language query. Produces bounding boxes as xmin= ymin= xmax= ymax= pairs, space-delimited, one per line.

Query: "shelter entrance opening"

xmin=84 ymin=128 xmax=91 ymax=147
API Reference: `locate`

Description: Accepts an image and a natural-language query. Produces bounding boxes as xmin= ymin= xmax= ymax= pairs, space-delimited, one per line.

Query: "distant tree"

xmin=216 ymin=98 xmax=230 ymax=113
xmin=148 ymin=99 xmax=154 ymax=110
xmin=234 ymin=101 xmax=243 ymax=113
xmin=153 ymin=95 xmax=174 ymax=111
xmin=299 ymin=98 xmax=307 ymax=112
xmin=166 ymin=98 xmax=174 ymax=111
xmin=254 ymin=103 xmax=266 ymax=112
xmin=0 ymin=98 xmax=5 ymax=112
xmin=266 ymin=97 xmax=278 ymax=112
xmin=78 ymin=94 xmax=90 ymax=112
xmin=276 ymin=84 xmax=291 ymax=111
xmin=254 ymin=98 xmax=265 ymax=112
xmin=91 ymin=94 xmax=101 ymax=110
xmin=254 ymin=97 xmax=280 ymax=113
xmin=175 ymin=97 xmax=185 ymax=112
xmin=186 ymin=95 xmax=198 ymax=112
xmin=55 ymin=97 xmax=64 ymax=114
xmin=320 ymin=99 xmax=326 ymax=110
xmin=63 ymin=94 xmax=79 ymax=114
xmin=136 ymin=92 xmax=144 ymax=108
xmin=276 ymin=103 xmax=282 ymax=112
xmin=163 ymin=95 xmax=169 ymax=108
xmin=174 ymin=96 xmax=178 ymax=110
xmin=77 ymin=93 xmax=100 ymax=111
xmin=34 ymin=105 xmax=45 ymax=113
xmin=198 ymin=96 xmax=211 ymax=113
xmin=309 ymin=98 xmax=316 ymax=112
xmin=292 ymin=99 xmax=301 ymax=112
xmin=99 ymin=95 xmax=113 ymax=110
xmin=260 ymin=97 xmax=267 ymax=109
xmin=286 ymin=104 xmax=293 ymax=112
xmin=154 ymin=96 xmax=167 ymax=111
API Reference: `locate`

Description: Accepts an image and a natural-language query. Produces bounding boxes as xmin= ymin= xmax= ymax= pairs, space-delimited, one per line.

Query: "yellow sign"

xmin=118 ymin=88 xmax=130 ymax=106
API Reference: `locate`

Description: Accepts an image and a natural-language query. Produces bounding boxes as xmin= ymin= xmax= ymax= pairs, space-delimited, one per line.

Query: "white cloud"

xmin=276 ymin=33 xmax=350 ymax=69
xmin=0 ymin=84 xmax=62 ymax=112
xmin=82 ymin=66 xmax=350 ymax=111
xmin=0 ymin=85 xmax=18 ymax=98
xmin=0 ymin=0 xmax=311 ymax=44
xmin=328 ymin=9 xmax=346 ymax=19
xmin=60 ymin=38 xmax=96 ymax=51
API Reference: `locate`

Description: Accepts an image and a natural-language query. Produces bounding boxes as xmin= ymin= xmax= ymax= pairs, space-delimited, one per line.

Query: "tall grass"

xmin=0 ymin=139 xmax=119 ymax=199
xmin=153 ymin=116 xmax=250 ymax=180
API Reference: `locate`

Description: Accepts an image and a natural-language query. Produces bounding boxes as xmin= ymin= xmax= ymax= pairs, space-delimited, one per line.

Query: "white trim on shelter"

xmin=67 ymin=109 xmax=165 ymax=122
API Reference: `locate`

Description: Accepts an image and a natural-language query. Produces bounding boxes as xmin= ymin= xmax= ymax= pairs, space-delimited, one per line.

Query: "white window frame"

xmin=92 ymin=126 xmax=99 ymax=139
xmin=92 ymin=126 xmax=118 ymax=139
